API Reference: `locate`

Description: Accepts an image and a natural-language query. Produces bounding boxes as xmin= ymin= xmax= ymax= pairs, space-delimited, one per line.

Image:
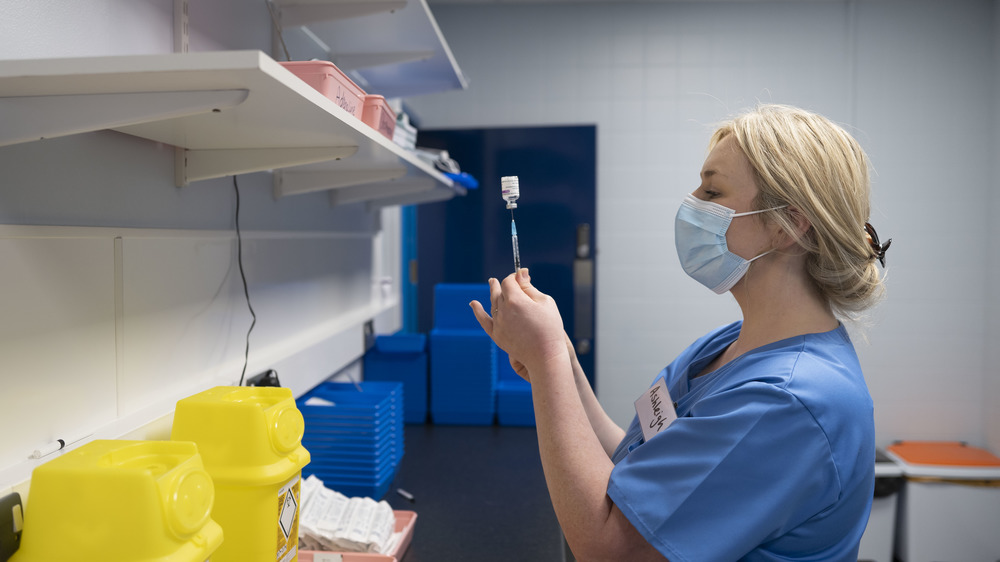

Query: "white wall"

xmin=407 ymin=0 xmax=999 ymax=449
xmin=0 ymin=0 xmax=403 ymax=495
xmin=987 ymin=0 xmax=1000 ymax=455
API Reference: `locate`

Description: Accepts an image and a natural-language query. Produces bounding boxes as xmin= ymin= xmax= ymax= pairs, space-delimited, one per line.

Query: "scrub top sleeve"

xmin=607 ymin=382 xmax=841 ymax=562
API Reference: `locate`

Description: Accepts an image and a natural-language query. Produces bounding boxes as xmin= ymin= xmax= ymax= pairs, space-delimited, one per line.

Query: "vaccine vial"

xmin=501 ymin=176 xmax=519 ymax=209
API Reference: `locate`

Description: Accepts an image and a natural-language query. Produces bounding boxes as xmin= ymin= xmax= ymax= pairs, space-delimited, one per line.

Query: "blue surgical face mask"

xmin=674 ymin=194 xmax=787 ymax=294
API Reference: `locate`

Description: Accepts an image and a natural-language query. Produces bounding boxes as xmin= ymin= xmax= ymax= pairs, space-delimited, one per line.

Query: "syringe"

xmin=511 ymin=220 xmax=521 ymax=272
xmin=501 ymin=176 xmax=521 ymax=272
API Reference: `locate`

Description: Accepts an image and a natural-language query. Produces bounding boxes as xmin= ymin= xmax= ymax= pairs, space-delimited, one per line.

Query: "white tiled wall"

xmin=408 ymin=0 xmax=998 ymax=449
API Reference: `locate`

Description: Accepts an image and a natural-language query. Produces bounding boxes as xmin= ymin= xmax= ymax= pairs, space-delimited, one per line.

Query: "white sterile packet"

xmin=297 ymin=475 xmax=397 ymax=554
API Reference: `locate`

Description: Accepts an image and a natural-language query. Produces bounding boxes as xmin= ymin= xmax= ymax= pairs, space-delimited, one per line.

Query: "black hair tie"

xmin=864 ymin=222 xmax=891 ymax=267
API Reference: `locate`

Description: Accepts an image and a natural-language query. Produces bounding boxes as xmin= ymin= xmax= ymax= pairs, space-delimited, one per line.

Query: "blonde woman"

xmin=471 ymin=104 xmax=890 ymax=561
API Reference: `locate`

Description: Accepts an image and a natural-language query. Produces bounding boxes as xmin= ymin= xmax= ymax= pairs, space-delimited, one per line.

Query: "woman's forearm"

xmin=528 ymin=352 xmax=619 ymax=558
xmin=566 ymin=336 xmax=625 ymax=457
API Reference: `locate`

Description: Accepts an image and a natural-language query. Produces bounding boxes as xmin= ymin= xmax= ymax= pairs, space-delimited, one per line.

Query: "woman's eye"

xmin=704 ymin=190 xmax=720 ymax=199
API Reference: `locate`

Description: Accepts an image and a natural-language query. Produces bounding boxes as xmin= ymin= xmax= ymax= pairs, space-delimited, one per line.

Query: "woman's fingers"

xmin=469 ymin=299 xmax=493 ymax=335
xmin=488 ymin=277 xmax=504 ymax=314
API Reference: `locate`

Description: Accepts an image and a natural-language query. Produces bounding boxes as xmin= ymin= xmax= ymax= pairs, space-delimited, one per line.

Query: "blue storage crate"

xmin=497 ymin=378 xmax=535 ymax=427
xmin=433 ymin=283 xmax=490 ymax=330
xmin=429 ymin=330 xmax=496 ymax=383
xmin=363 ymin=332 xmax=428 ymax=424
xmin=431 ymin=408 xmax=496 ymax=425
xmin=430 ymin=328 xmax=497 ymax=425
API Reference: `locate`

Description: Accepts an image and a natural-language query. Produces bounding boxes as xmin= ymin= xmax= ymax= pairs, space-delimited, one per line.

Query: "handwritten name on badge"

xmin=634 ymin=378 xmax=677 ymax=442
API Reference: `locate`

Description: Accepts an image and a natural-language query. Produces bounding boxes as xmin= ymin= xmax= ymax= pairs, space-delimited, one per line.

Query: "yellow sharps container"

xmin=11 ymin=440 xmax=222 ymax=562
xmin=171 ymin=386 xmax=310 ymax=562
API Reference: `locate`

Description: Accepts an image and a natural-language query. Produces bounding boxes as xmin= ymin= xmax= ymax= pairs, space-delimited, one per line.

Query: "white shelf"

xmin=280 ymin=0 xmax=468 ymax=98
xmin=274 ymin=0 xmax=408 ymax=27
xmin=0 ymin=50 xmax=461 ymax=204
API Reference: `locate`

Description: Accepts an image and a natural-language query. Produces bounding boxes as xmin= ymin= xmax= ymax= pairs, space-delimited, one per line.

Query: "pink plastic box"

xmin=280 ymin=61 xmax=366 ymax=119
xmin=362 ymin=95 xmax=397 ymax=140
xmin=297 ymin=553 xmax=395 ymax=562
xmin=299 ymin=510 xmax=416 ymax=562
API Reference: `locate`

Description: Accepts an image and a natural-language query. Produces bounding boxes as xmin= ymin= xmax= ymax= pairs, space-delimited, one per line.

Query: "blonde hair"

xmin=710 ymin=104 xmax=884 ymax=317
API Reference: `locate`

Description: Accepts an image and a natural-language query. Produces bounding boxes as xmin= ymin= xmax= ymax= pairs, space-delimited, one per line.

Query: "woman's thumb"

xmin=516 ymin=268 xmax=546 ymax=299
xmin=516 ymin=267 xmax=531 ymax=286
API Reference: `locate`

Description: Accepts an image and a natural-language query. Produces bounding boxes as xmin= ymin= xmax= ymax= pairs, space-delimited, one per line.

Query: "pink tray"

xmin=280 ymin=60 xmax=366 ymax=119
xmin=299 ymin=510 xmax=416 ymax=562
xmin=297 ymin=553 xmax=395 ymax=562
xmin=362 ymin=95 xmax=397 ymax=140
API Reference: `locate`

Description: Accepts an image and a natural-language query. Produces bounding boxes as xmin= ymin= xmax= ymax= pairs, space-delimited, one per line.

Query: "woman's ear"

xmin=774 ymin=206 xmax=812 ymax=250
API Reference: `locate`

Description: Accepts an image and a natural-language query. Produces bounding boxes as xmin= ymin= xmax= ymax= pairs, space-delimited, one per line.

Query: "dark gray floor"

xmin=385 ymin=424 xmax=571 ymax=562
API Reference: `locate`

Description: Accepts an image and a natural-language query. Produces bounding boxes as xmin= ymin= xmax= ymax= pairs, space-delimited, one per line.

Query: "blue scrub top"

xmin=607 ymin=321 xmax=874 ymax=562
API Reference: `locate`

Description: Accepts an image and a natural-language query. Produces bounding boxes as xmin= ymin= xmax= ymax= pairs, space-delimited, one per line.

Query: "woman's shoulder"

xmin=731 ymin=326 xmax=873 ymax=431
xmin=736 ymin=325 xmax=861 ymax=382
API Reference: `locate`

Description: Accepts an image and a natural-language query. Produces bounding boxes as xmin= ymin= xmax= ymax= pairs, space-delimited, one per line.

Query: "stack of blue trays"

xmin=297 ymin=381 xmax=404 ymax=499
xmin=429 ymin=284 xmax=497 ymax=425
xmin=496 ymin=347 xmax=535 ymax=426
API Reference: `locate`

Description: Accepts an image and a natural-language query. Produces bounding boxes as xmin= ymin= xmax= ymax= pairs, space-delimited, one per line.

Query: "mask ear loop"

xmin=734 ymin=205 xmax=789 ymax=310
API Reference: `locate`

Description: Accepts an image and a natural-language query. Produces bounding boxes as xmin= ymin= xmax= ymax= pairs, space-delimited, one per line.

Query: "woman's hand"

xmin=470 ymin=268 xmax=567 ymax=378
xmin=509 ymin=356 xmax=530 ymax=383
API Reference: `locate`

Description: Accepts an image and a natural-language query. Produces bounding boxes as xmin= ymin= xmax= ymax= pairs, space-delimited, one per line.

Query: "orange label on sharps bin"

xmin=276 ymin=475 xmax=301 ymax=562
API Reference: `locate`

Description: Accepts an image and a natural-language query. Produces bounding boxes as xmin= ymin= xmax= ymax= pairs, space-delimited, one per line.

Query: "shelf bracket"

xmin=176 ymin=146 xmax=358 ymax=187
xmin=332 ymin=50 xmax=435 ymax=71
xmin=0 ymin=90 xmax=249 ymax=148
xmin=329 ymin=177 xmax=434 ymax=206
xmin=367 ymin=183 xmax=465 ymax=210
xmin=274 ymin=166 xmax=407 ymax=198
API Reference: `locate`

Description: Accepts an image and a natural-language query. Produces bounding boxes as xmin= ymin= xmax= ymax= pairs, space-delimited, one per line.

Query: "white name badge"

xmin=634 ymin=378 xmax=677 ymax=442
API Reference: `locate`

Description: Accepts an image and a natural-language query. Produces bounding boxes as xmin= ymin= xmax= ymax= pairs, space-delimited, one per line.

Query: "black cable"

xmin=233 ymin=175 xmax=257 ymax=386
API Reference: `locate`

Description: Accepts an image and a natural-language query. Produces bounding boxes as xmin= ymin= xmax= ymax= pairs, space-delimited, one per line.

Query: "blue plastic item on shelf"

xmin=444 ymin=171 xmax=479 ymax=189
xmin=373 ymin=333 xmax=426 ymax=353
xmin=363 ymin=332 xmax=428 ymax=424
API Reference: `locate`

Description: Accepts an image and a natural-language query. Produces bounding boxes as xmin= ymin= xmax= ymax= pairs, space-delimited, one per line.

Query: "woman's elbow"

xmin=566 ymin=506 xmax=669 ymax=562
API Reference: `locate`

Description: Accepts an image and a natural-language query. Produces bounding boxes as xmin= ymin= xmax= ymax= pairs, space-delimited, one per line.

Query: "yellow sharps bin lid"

xmin=11 ymin=440 xmax=223 ymax=562
xmin=170 ymin=386 xmax=310 ymax=485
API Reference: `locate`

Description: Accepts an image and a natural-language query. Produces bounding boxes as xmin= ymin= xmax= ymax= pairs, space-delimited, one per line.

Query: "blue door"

xmin=411 ymin=125 xmax=597 ymax=386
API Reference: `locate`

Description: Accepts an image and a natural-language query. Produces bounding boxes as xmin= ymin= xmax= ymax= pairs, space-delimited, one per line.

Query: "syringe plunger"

xmin=501 ymin=176 xmax=519 ymax=209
